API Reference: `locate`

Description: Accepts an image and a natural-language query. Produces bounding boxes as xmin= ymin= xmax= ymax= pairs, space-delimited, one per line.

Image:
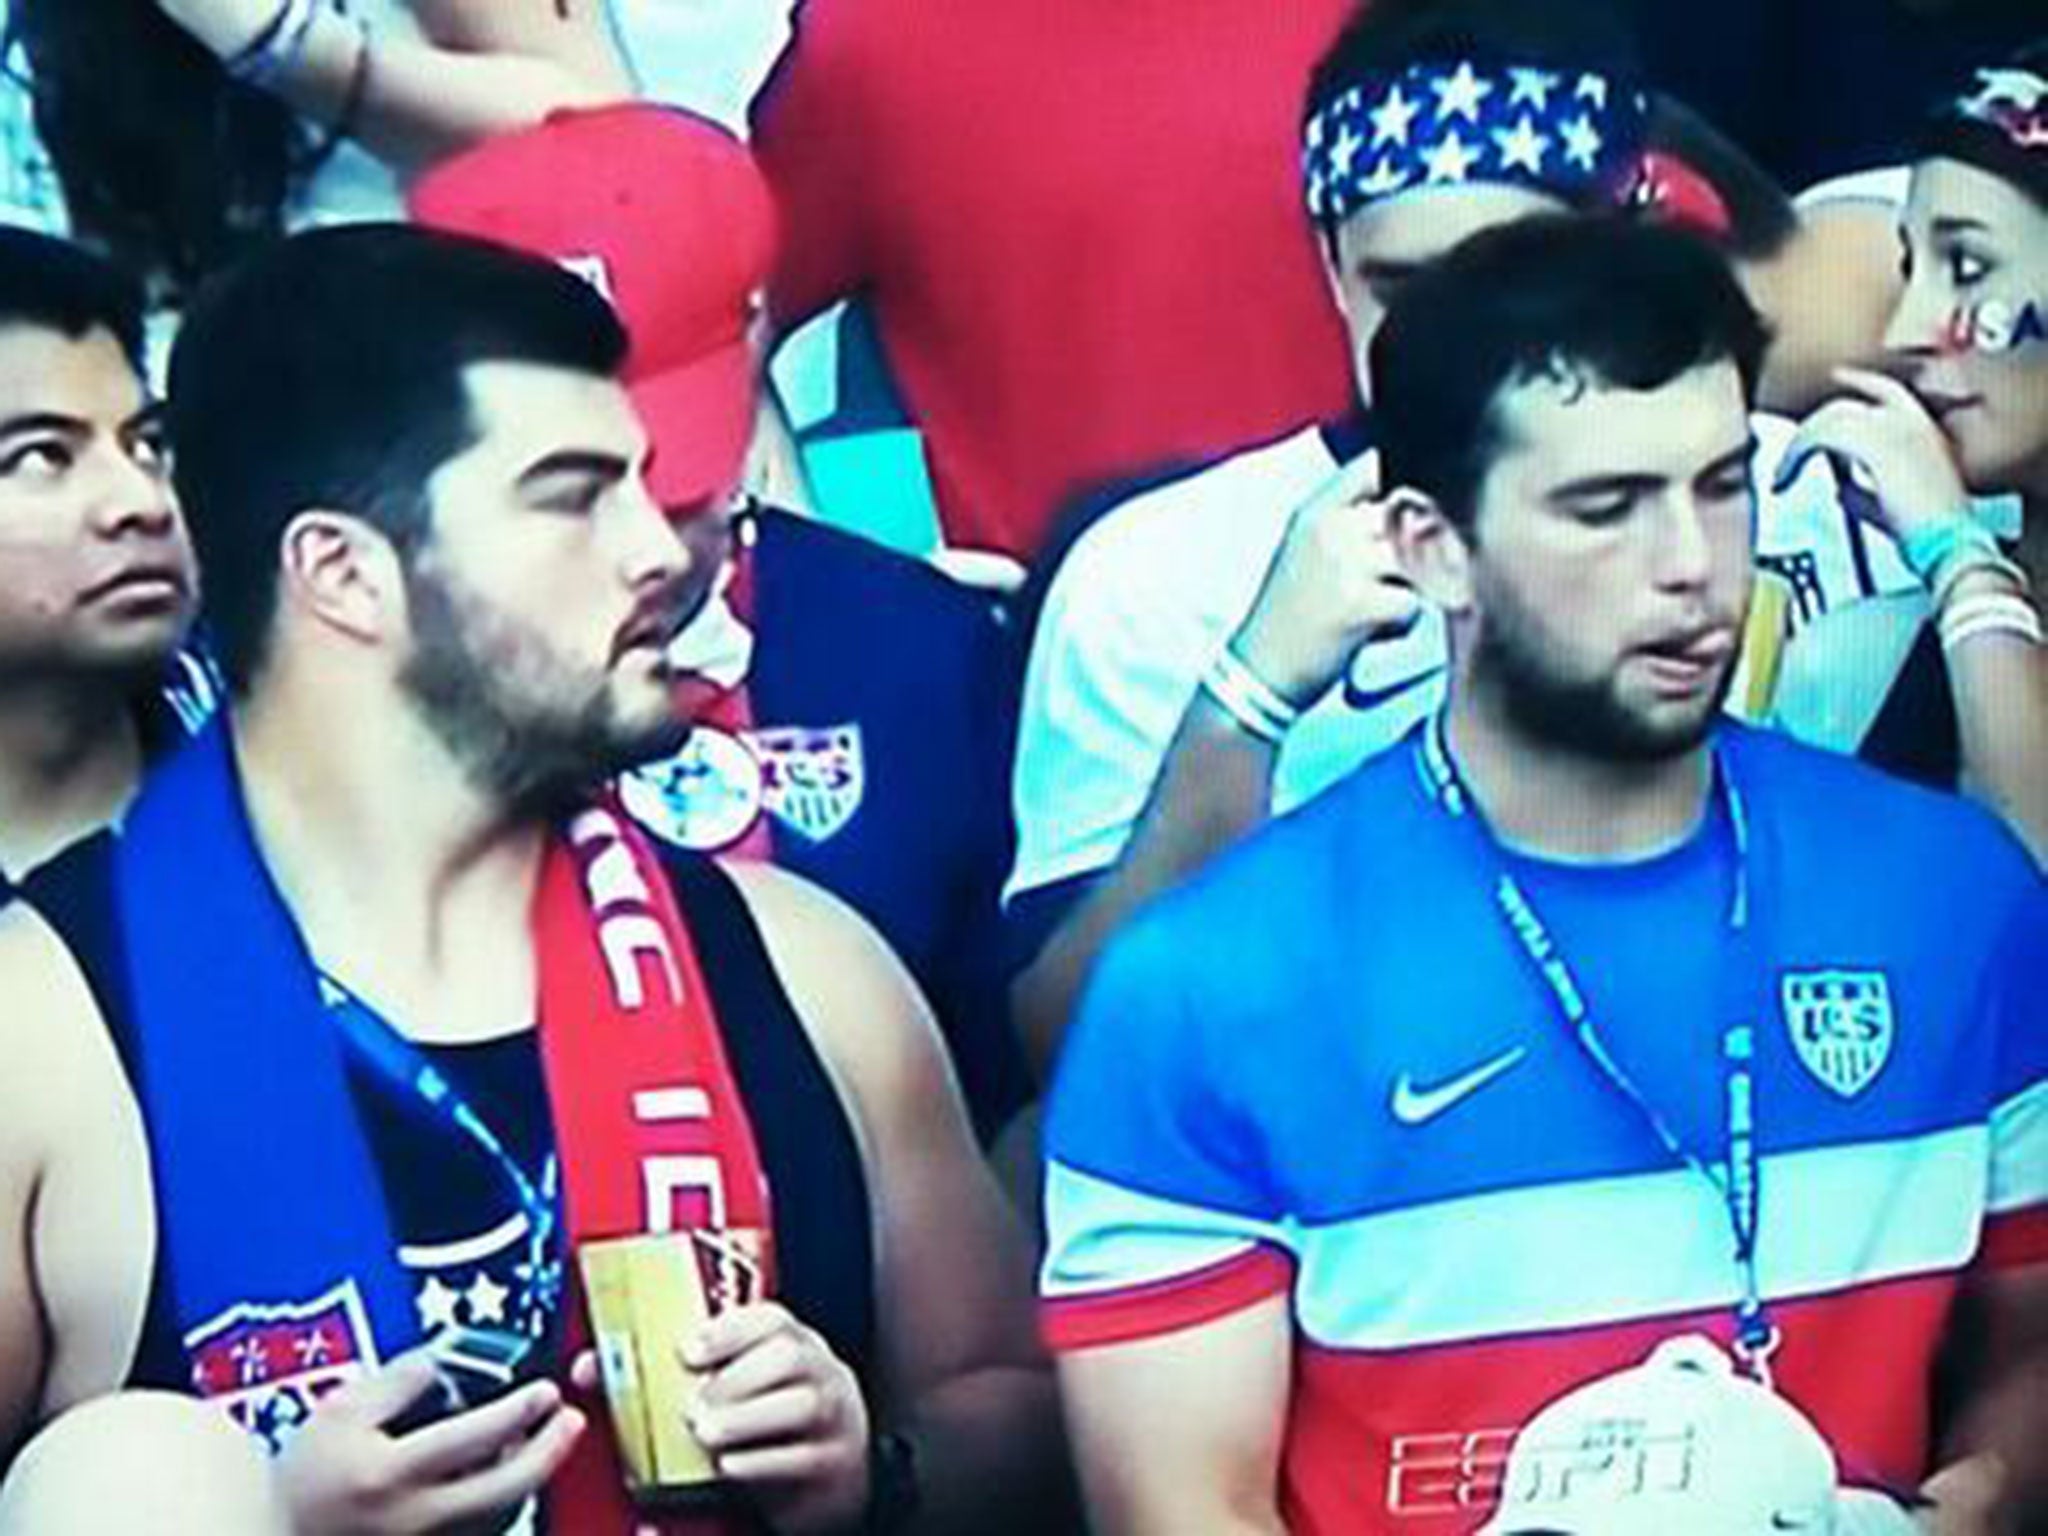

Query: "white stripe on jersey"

xmin=1047 ymin=1125 xmax=1994 ymax=1347
xmin=1990 ymin=1078 xmax=2048 ymax=1217
xmin=1042 ymin=1160 xmax=1289 ymax=1301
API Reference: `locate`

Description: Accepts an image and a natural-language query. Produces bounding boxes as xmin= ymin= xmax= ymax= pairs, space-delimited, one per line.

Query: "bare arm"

xmin=1011 ymin=457 xmax=1417 ymax=1074
xmin=726 ymin=862 xmax=1071 ymax=1534
xmin=151 ymin=0 xmax=630 ymax=173
xmin=1943 ymin=562 xmax=2048 ymax=868
xmin=1777 ymin=367 xmax=2048 ymax=865
xmin=1010 ymin=700 xmax=1280 ymax=1078
xmin=1918 ymin=1264 xmax=2048 ymax=1532
xmin=0 ymin=905 xmax=155 ymax=1467
xmin=1059 ymin=1296 xmax=1292 ymax=1535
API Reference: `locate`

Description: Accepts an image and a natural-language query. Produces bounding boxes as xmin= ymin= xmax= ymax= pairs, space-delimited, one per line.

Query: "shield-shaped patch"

xmin=1780 ymin=969 xmax=1894 ymax=1098
xmin=752 ymin=725 xmax=866 ymax=843
xmin=185 ymin=1279 xmax=379 ymax=1452
xmin=619 ymin=728 xmax=766 ymax=852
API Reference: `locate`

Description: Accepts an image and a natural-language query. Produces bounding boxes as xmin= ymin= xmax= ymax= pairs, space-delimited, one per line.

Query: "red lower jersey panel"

xmin=1279 ymin=1271 xmax=1959 ymax=1535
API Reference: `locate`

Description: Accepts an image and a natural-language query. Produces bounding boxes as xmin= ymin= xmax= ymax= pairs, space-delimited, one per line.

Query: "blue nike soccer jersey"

xmin=1042 ymin=723 xmax=2048 ymax=1533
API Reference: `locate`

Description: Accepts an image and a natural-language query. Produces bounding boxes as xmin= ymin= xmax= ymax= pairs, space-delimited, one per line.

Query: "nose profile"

xmin=1652 ymin=494 xmax=1716 ymax=592
xmin=91 ymin=439 xmax=179 ymax=540
xmin=613 ymin=472 xmax=692 ymax=591
xmin=1880 ymin=266 xmax=1947 ymax=361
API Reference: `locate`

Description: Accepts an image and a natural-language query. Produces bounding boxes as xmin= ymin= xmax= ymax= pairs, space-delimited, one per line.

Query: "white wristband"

xmin=1214 ymin=648 xmax=1301 ymax=725
xmin=1939 ymin=592 xmax=2043 ymax=655
xmin=1200 ymin=649 xmax=1298 ymax=746
xmin=1931 ymin=547 xmax=2030 ymax=612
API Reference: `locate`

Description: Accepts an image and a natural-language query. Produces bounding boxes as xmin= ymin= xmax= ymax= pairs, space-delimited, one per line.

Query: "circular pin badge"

xmin=618 ymin=728 xmax=765 ymax=852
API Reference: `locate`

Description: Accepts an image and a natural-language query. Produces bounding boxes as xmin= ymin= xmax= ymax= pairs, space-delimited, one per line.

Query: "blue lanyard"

xmin=317 ymin=975 xmax=565 ymax=1324
xmin=1416 ymin=713 xmax=1779 ymax=1384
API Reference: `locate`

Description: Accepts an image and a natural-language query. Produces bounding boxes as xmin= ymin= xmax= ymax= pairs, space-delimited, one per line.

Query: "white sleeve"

xmin=1005 ymin=523 xmax=1229 ymax=904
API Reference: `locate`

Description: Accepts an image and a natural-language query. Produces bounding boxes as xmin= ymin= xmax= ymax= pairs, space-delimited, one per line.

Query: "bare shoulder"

xmin=0 ymin=902 xmax=118 ymax=1147
xmin=0 ymin=900 xmax=137 ymax=1455
xmin=714 ymin=862 xmax=959 ymax=1130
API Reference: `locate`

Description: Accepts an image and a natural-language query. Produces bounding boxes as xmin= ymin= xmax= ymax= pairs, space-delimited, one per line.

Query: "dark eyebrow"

xmin=1931 ymin=216 xmax=1990 ymax=237
xmin=514 ymin=448 xmax=633 ymax=491
xmin=1548 ymin=471 xmax=1666 ymax=502
xmin=124 ymin=402 xmax=167 ymax=435
xmin=1695 ymin=437 xmax=1758 ymax=483
xmin=0 ymin=411 xmax=88 ymax=444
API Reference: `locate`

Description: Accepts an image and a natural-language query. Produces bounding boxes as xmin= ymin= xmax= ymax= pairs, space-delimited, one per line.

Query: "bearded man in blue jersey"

xmin=1040 ymin=218 xmax=2047 ymax=1535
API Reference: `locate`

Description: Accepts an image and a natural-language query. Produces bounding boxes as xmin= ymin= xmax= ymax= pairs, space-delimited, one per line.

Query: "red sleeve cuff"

xmin=1980 ymin=1204 xmax=2048 ymax=1270
xmin=1041 ymin=1244 xmax=1292 ymax=1353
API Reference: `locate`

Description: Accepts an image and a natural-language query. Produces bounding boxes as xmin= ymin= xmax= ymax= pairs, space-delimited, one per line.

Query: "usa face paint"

xmin=1939 ymin=298 xmax=2048 ymax=357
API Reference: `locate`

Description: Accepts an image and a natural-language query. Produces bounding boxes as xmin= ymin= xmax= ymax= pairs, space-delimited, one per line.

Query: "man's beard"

xmin=1473 ymin=575 xmax=1735 ymax=765
xmin=396 ymin=562 xmax=689 ymax=813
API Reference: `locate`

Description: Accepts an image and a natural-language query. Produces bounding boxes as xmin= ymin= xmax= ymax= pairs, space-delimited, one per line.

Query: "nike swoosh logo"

xmin=1342 ymin=662 xmax=1444 ymax=712
xmin=1389 ymin=1046 xmax=1528 ymax=1126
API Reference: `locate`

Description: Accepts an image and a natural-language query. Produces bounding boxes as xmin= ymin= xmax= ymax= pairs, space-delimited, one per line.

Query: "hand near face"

xmin=276 ymin=1348 xmax=585 ymax=1535
xmin=572 ymin=1300 xmax=872 ymax=1535
xmin=1230 ymin=453 xmax=1425 ymax=710
xmin=1774 ymin=365 xmax=1975 ymax=544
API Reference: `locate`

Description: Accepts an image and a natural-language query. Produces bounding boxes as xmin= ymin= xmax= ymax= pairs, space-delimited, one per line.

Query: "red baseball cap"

xmin=408 ymin=103 xmax=776 ymax=506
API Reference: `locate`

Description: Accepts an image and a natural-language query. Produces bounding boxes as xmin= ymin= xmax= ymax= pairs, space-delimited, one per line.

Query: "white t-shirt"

xmin=1006 ymin=414 xmax=1916 ymax=905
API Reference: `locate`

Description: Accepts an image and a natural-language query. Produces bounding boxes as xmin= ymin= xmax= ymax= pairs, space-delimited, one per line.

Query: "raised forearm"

xmin=154 ymin=1 xmax=616 ymax=173
xmin=1943 ymin=568 xmax=2048 ymax=868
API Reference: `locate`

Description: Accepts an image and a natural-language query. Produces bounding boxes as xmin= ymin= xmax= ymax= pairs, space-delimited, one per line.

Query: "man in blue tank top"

xmin=0 ymin=224 xmax=1063 ymax=1535
xmin=1043 ymin=219 xmax=2047 ymax=1534
xmin=409 ymin=103 xmax=1030 ymax=1150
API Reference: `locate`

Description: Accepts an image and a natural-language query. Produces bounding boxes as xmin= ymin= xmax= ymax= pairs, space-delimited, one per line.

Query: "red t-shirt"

xmin=754 ymin=0 xmax=1358 ymax=558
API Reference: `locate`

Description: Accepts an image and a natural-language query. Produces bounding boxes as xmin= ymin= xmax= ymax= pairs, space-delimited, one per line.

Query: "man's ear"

xmin=1320 ymin=236 xmax=1353 ymax=325
xmin=277 ymin=510 xmax=407 ymax=648
xmin=1385 ymin=487 xmax=1475 ymax=617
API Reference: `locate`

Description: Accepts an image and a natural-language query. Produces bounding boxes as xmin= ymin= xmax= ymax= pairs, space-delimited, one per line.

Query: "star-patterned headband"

xmin=1303 ymin=60 xmax=1650 ymax=224
xmin=1948 ymin=66 xmax=2048 ymax=153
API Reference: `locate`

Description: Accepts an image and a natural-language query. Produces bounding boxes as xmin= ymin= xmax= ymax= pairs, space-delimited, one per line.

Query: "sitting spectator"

xmin=1005 ymin=0 xmax=1948 ymax=1071
xmin=408 ymin=104 xmax=1032 ymax=1149
xmin=0 ymin=0 xmax=624 ymax=292
xmin=0 ymin=227 xmax=196 ymax=890
xmin=0 ymin=224 xmax=1060 ymax=1533
xmin=1041 ymin=216 xmax=2047 ymax=1535
xmin=1773 ymin=47 xmax=2048 ymax=865
xmin=750 ymin=0 xmax=1361 ymax=558
xmin=1007 ymin=0 xmax=1657 ymax=1071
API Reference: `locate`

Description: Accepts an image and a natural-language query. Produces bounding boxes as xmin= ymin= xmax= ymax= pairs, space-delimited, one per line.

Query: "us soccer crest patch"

xmin=1780 ymin=970 xmax=1894 ymax=1098
xmin=753 ymin=725 xmax=866 ymax=843
xmin=619 ymin=728 xmax=766 ymax=852
xmin=186 ymin=1280 xmax=379 ymax=1452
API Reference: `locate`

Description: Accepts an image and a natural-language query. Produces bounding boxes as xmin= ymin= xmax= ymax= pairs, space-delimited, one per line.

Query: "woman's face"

xmin=1886 ymin=157 xmax=2048 ymax=493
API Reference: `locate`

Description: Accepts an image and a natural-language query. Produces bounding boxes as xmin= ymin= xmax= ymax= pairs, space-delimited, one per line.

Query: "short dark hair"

xmin=1371 ymin=216 xmax=1769 ymax=532
xmin=1915 ymin=40 xmax=2048 ymax=212
xmin=0 ymin=225 xmax=146 ymax=364
xmin=167 ymin=223 xmax=628 ymax=692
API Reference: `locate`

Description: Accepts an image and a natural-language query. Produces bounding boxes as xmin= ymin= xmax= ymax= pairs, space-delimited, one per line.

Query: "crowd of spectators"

xmin=0 ymin=1 xmax=2042 ymax=1533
